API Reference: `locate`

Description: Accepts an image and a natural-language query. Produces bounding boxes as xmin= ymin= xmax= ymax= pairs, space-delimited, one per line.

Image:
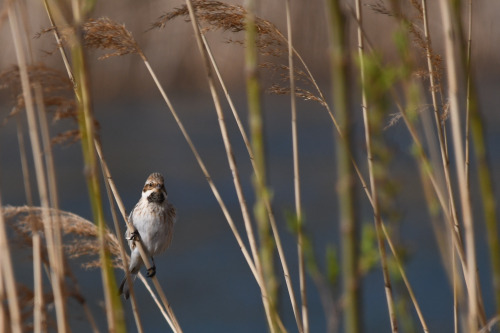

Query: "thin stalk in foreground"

xmin=70 ymin=32 xmax=125 ymax=333
xmin=95 ymin=140 xmax=180 ymax=333
xmin=352 ymin=1 xmax=396 ymax=331
xmin=16 ymin=116 xmax=45 ymax=333
xmin=8 ymin=6 xmax=69 ymax=332
xmin=139 ymin=55 xmax=260 ymax=287
xmin=197 ymin=21 xmax=302 ymax=333
xmin=285 ymin=1 xmax=309 ymax=331
xmin=183 ymin=0 xmax=277 ymax=328
xmin=329 ymin=1 xmax=360 ymax=332
xmin=420 ymin=0 xmax=462 ymax=247
xmin=14 ymin=5 xmax=45 ymax=330
xmin=464 ymin=0 xmax=500 ymax=317
xmin=0 ymin=195 xmax=22 ymax=333
xmin=244 ymin=0 xmax=283 ymax=331
xmin=98 ymin=147 xmax=144 ymax=333
xmin=439 ymin=0 xmax=478 ymax=330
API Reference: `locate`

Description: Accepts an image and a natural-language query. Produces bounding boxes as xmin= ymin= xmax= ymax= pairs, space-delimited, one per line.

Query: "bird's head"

xmin=142 ymin=172 xmax=167 ymax=203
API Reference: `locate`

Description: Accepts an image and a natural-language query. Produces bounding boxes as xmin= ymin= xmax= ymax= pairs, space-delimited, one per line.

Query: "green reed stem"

xmin=327 ymin=1 xmax=360 ymax=332
xmin=63 ymin=2 xmax=125 ymax=331
xmin=244 ymin=1 xmax=280 ymax=331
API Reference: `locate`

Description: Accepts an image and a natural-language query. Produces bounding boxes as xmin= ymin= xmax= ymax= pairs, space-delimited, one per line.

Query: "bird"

xmin=119 ymin=172 xmax=176 ymax=299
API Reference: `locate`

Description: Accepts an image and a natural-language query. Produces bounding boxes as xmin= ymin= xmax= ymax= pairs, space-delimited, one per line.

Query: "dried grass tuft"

xmin=83 ymin=17 xmax=141 ymax=60
xmin=152 ymin=0 xmax=328 ymax=107
xmin=152 ymin=0 xmax=283 ymax=57
xmin=4 ymin=206 xmax=125 ymax=270
xmin=0 ymin=64 xmax=89 ymax=145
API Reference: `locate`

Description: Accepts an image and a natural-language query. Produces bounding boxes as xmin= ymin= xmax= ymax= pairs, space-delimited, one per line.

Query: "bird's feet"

xmin=126 ymin=230 xmax=140 ymax=241
xmin=147 ymin=265 xmax=156 ymax=278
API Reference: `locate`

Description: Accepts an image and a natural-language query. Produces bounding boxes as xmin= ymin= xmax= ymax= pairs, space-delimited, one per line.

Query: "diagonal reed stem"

xmin=8 ymin=5 xmax=69 ymax=332
xmin=351 ymin=1 xmax=397 ymax=331
xmin=139 ymin=53 xmax=261 ymax=287
xmin=0 ymin=197 xmax=22 ymax=333
xmin=438 ymin=1 xmax=478 ymax=330
xmin=94 ymin=140 xmax=181 ymax=333
xmin=183 ymin=0 xmax=277 ymax=329
xmin=284 ymin=1 xmax=309 ymax=332
xmin=97 ymin=144 xmax=144 ymax=333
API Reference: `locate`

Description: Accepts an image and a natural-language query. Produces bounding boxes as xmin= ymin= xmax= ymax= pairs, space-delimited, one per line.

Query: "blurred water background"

xmin=1 ymin=0 xmax=500 ymax=332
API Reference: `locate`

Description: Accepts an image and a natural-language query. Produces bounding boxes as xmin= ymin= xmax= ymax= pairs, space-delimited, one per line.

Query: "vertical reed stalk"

xmin=21 ymin=0 xmax=66 ymax=328
xmin=95 ymin=140 xmax=181 ymax=333
xmin=97 ymin=147 xmax=144 ymax=333
xmin=244 ymin=0 xmax=281 ymax=331
xmin=327 ymin=1 xmax=359 ymax=332
xmin=139 ymin=53 xmax=261 ymax=286
xmin=57 ymin=1 xmax=126 ymax=330
xmin=463 ymin=0 xmax=500 ymax=316
xmin=193 ymin=12 xmax=302 ymax=331
xmin=0 ymin=197 xmax=22 ymax=333
xmin=352 ymin=1 xmax=396 ymax=331
xmin=419 ymin=3 xmax=468 ymax=322
xmin=182 ymin=0 xmax=278 ymax=328
xmin=420 ymin=0 xmax=462 ymax=244
xmin=15 ymin=116 xmax=45 ymax=333
xmin=285 ymin=1 xmax=309 ymax=332
xmin=8 ymin=5 xmax=69 ymax=332
xmin=438 ymin=0 xmax=477 ymax=330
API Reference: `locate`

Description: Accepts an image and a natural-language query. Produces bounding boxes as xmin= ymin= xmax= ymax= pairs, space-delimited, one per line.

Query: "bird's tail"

xmin=118 ymin=274 xmax=137 ymax=300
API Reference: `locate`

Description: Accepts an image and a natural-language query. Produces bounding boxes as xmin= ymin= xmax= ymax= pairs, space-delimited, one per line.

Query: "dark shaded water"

xmin=1 ymin=79 xmax=500 ymax=332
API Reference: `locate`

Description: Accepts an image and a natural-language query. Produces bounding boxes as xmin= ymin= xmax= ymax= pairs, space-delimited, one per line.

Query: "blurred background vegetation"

xmin=1 ymin=0 xmax=500 ymax=332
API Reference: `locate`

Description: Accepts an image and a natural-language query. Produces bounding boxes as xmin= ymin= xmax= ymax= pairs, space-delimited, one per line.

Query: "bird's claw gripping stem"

xmin=147 ymin=265 xmax=156 ymax=278
xmin=126 ymin=230 xmax=140 ymax=241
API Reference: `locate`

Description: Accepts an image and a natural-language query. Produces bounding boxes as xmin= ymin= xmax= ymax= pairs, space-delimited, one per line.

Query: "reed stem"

xmin=285 ymin=0 xmax=309 ymax=332
xmin=8 ymin=5 xmax=69 ymax=331
xmin=438 ymin=0 xmax=478 ymax=330
xmin=328 ymin=1 xmax=360 ymax=332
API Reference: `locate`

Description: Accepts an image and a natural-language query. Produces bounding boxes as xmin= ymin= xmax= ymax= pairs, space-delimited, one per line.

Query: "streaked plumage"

xmin=119 ymin=172 xmax=176 ymax=299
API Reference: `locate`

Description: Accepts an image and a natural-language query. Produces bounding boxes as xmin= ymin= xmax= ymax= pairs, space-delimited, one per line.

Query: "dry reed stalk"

xmin=419 ymin=0 xmax=464 ymax=328
xmin=194 ymin=14 xmax=312 ymax=332
xmin=453 ymin=242 xmax=459 ymax=333
xmin=156 ymin=8 xmax=304 ymax=330
xmin=461 ymin=0 xmax=500 ymax=320
xmin=7 ymin=6 xmax=69 ymax=332
xmin=352 ymin=1 xmax=397 ymax=332
xmin=4 ymin=204 xmax=173 ymax=331
xmin=361 ymin=4 xmax=490 ymax=324
xmin=284 ymin=1 xmax=308 ymax=332
xmin=130 ymin=32 xmax=262 ymax=293
xmin=392 ymin=93 xmax=490 ymax=323
xmin=438 ymin=1 xmax=478 ymax=330
xmin=0 ymin=199 xmax=22 ymax=333
xmin=182 ymin=0 xmax=278 ymax=329
xmin=39 ymin=9 xmax=172 ymax=330
xmin=15 ymin=116 xmax=46 ymax=333
xmin=138 ymin=47 xmax=264 ymax=331
xmin=351 ymin=4 xmax=487 ymax=325
xmin=97 ymin=147 xmax=144 ymax=333
xmin=94 ymin=140 xmax=179 ymax=333
xmin=170 ymin=4 xmax=426 ymax=329
xmin=137 ymin=273 xmax=171 ymax=322
xmin=43 ymin=2 xmax=126 ymax=330
xmin=464 ymin=0 xmax=472 ymax=192
xmin=154 ymin=1 xmax=333 ymax=127
xmin=243 ymin=0 xmax=283 ymax=331
xmin=41 ymin=0 xmax=76 ymax=89
xmin=420 ymin=0 xmax=462 ymax=237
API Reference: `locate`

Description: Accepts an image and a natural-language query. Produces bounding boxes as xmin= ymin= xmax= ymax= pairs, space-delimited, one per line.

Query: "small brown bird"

xmin=119 ymin=172 xmax=176 ymax=299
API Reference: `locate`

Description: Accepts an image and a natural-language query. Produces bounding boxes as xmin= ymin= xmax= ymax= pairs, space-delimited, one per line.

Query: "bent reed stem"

xmin=183 ymin=0 xmax=276 ymax=329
